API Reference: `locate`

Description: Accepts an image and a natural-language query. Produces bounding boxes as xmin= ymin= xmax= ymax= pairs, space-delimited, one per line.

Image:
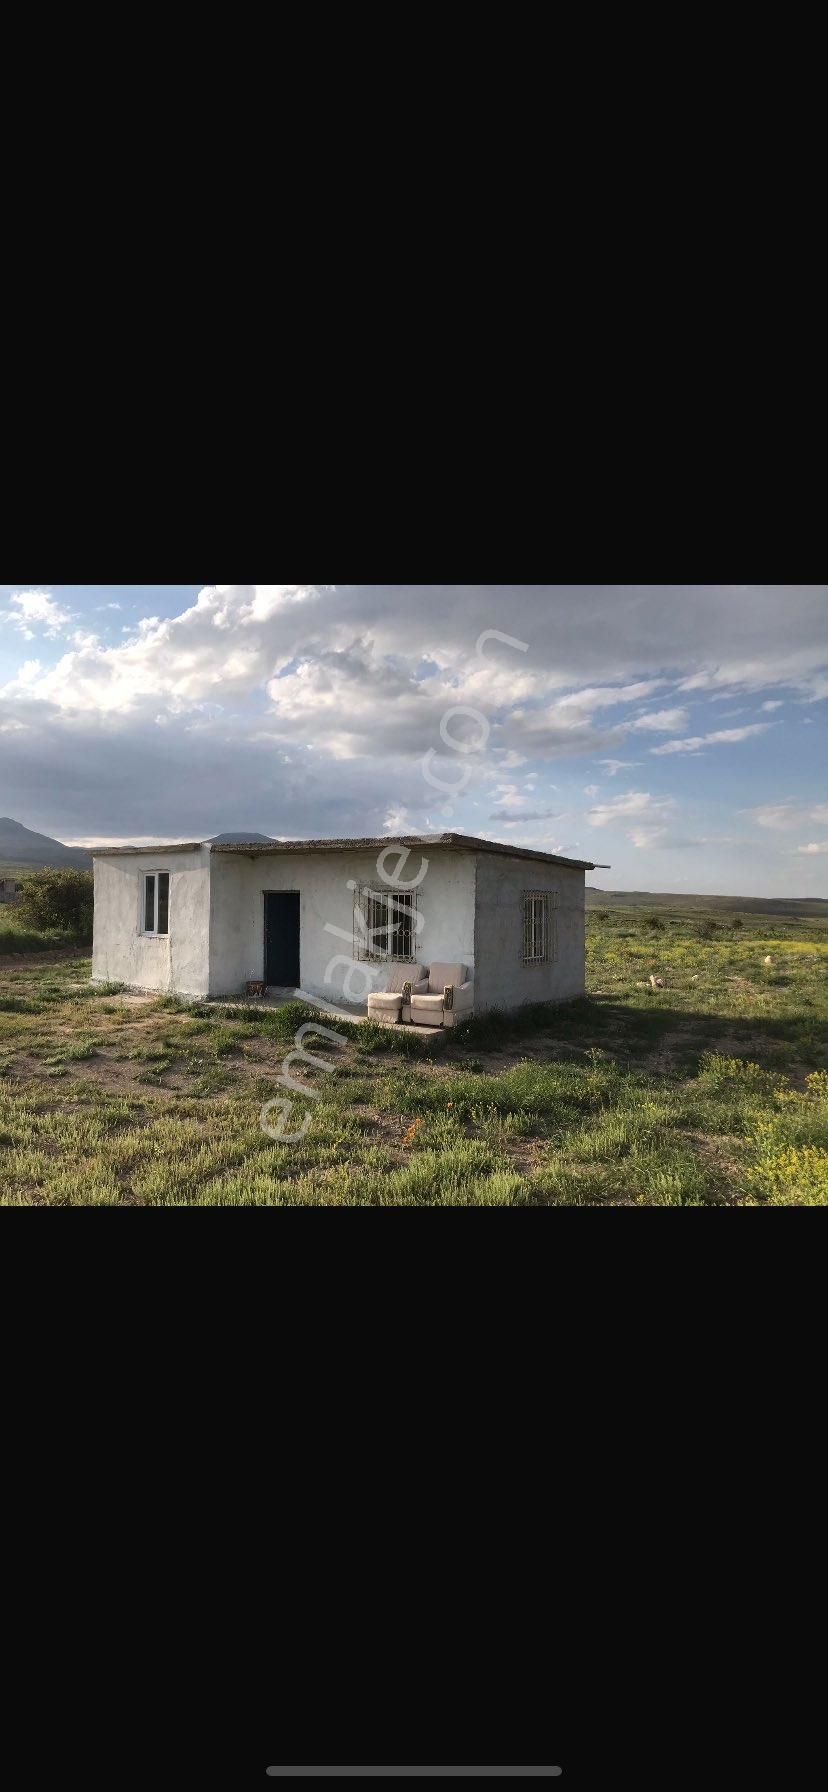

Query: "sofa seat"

xmin=406 ymin=993 xmax=446 ymax=1014
xmin=408 ymin=961 xmax=474 ymax=1029
xmin=367 ymin=963 xmax=427 ymax=1025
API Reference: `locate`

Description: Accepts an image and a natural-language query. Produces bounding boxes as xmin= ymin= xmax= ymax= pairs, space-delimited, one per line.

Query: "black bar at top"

xmin=266 ymin=1772 xmax=562 ymax=1779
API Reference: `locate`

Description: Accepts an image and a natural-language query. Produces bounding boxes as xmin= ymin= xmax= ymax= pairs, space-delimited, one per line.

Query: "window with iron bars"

xmin=354 ymin=887 xmax=420 ymax=962
xmin=523 ymin=890 xmax=557 ymax=964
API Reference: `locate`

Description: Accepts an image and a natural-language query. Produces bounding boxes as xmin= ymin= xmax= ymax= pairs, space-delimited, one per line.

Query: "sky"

xmin=0 ymin=582 xmax=826 ymax=896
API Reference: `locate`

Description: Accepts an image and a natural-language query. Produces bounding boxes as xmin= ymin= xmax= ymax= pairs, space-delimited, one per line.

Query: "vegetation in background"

xmin=0 ymin=902 xmax=826 ymax=1205
xmin=15 ymin=868 xmax=94 ymax=944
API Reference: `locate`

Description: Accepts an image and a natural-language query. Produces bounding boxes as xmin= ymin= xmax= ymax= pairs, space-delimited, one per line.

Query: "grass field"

xmin=1 ymin=903 xmax=826 ymax=1204
xmin=0 ymin=900 xmax=85 ymax=956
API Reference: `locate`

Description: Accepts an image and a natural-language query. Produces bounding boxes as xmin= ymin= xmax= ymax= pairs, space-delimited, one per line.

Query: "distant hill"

xmin=0 ymin=817 xmax=92 ymax=871
xmin=208 ymin=832 xmax=275 ymax=845
xmin=587 ymin=886 xmax=828 ymax=919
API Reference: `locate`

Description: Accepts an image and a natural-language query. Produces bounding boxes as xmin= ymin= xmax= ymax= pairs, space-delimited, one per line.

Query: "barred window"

xmin=355 ymin=887 xmax=419 ymax=962
xmin=523 ymin=890 xmax=556 ymax=964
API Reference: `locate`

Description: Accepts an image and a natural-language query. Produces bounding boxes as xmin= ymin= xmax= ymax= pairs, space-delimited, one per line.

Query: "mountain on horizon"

xmin=208 ymin=831 xmax=275 ymax=845
xmin=0 ymin=817 xmax=92 ymax=870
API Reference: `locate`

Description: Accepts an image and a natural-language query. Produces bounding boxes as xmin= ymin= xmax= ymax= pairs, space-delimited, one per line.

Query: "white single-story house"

xmin=91 ymin=834 xmax=598 ymax=1018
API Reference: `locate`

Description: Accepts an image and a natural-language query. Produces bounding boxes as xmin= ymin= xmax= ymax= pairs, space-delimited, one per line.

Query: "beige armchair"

xmin=367 ymin=963 xmax=427 ymax=1025
xmin=408 ymin=962 xmax=474 ymax=1029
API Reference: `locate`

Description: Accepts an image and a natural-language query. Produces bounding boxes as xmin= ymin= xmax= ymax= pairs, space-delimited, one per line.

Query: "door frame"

xmin=262 ymin=888 xmax=301 ymax=988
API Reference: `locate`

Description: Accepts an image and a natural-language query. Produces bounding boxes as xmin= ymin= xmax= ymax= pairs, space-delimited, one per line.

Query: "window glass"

xmin=145 ymin=875 xmax=156 ymax=933
xmin=157 ymin=873 xmax=170 ymax=935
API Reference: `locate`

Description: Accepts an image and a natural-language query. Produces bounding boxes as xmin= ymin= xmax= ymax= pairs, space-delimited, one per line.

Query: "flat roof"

xmin=91 ymin=842 xmax=205 ymax=857
xmin=91 ymin=832 xmax=597 ymax=871
xmin=213 ymin=833 xmax=598 ymax=870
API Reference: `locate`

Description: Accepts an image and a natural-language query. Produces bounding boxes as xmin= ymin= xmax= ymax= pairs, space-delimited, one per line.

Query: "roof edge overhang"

xmin=210 ymin=833 xmax=598 ymax=872
xmin=90 ymin=834 xmax=599 ymax=871
xmin=91 ymin=843 xmax=206 ymax=858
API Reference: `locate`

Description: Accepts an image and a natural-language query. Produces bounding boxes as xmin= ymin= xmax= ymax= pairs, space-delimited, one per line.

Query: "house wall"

xmin=473 ymin=854 xmax=586 ymax=1011
xmin=92 ymin=844 xmax=587 ymax=1010
xmin=92 ymin=850 xmax=212 ymax=997
xmin=208 ymin=848 xmax=477 ymax=1004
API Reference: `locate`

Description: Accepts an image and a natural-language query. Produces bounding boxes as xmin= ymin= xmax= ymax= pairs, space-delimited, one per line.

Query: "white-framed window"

xmin=142 ymin=872 xmax=170 ymax=937
xmin=354 ymin=886 xmax=420 ymax=962
xmin=523 ymin=890 xmax=556 ymax=964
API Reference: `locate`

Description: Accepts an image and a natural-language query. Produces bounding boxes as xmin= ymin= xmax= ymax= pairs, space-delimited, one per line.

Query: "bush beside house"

xmin=16 ymin=868 xmax=94 ymax=942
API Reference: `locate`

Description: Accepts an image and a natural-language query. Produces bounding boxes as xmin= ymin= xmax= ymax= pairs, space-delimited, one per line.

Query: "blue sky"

xmin=1 ymin=583 xmax=826 ymax=895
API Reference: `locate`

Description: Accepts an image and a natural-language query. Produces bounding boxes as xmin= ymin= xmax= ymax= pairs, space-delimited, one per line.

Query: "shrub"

xmin=17 ymin=868 xmax=94 ymax=941
xmin=697 ymin=918 xmax=718 ymax=940
xmin=646 ymin=914 xmax=664 ymax=931
xmin=745 ymin=1146 xmax=828 ymax=1205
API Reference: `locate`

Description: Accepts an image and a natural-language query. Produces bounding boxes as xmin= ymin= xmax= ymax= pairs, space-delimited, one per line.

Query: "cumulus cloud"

xmin=797 ymin=842 xmax=828 ymax=855
xmin=1 ymin=584 xmax=826 ymax=862
xmin=5 ymin=582 xmax=826 ymax=724
xmin=1 ymin=590 xmax=73 ymax=640
xmin=586 ymin=789 xmax=674 ymax=848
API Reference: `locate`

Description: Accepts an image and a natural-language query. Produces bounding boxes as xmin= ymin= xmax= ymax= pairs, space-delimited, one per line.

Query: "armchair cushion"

xmin=385 ymin=963 xmax=426 ymax=994
xmin=409 ymin=993 xmax=448 ymax=1014
xmin=427 ymin=962 xmax=467 ymax=994
xmin=409 ymin=966 xmax=474 ymax=1027
xmin=368 ymin=964 xmax=428 ymax=1025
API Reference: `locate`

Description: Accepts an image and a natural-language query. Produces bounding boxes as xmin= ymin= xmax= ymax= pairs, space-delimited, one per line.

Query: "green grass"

xmin=0 ymin=904 xmax=826 ymax=1204
xmin=0 ymin=900 xmax=88 ymax=955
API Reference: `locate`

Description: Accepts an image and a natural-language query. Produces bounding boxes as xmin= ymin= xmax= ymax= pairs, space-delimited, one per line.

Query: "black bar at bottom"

xmin=266 ymin=1773 xmax=562 ymax=1780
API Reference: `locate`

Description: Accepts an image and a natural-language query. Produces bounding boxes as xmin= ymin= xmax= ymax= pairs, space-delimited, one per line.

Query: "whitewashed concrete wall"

xmin=92 ymin=844 xmax=586 ymax=1010
xmin=208 ymin=848 xmax=477 ymax=1004
xmin=92 ymin=849 xmax=212 ymax=997
xmin=473 ymin=855 xmax=586 ymax=1011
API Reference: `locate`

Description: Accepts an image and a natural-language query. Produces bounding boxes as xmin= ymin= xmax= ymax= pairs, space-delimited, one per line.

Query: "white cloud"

xmin=583 ymin=785 xmax=599 ymax=798
xmin=629 ymin=707 xmax=689 ymax=733
xmin=761 ymin=700 xmax=784 ymax=712
xmin=651 ymin=724 xmax=772 ymax=756
xmin=797 ymin=842 xmax=828 ymax=855
xmin=1 ymin=590 xmax=73 ymax=640
xmin=746 ymin=802 xmax=828 ymax=832
xmin=554 ymin=679 xmax=665 ymax=712
xmin=0 ymin=584 xmax=825 ymax=883
xmin=586 ymin=790 xmax=674 ymax=848
xmin=746 ymin=803 xmax=800 ymax=829
xmin=628 ymin=827 xmax=668 ymax=849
